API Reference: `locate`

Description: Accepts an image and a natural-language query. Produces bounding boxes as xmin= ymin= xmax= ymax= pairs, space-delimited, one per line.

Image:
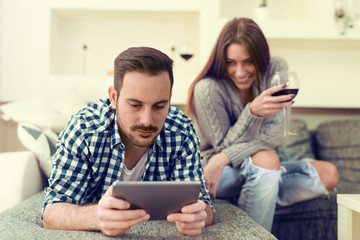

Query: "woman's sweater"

xmin=193 ymin=56 xmax=288 ymax=167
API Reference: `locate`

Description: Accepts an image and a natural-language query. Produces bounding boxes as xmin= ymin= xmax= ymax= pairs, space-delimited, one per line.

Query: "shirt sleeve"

xmin=42 ymin=115 xmax=92 ymax=213
xmin=171 ymin=121 xmax=213 ymax=209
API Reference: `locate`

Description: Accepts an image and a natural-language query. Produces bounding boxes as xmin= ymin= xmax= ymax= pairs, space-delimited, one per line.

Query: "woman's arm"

xmin=193 ymin=79 xmax=265 ymax=151
xmin=193 ymin=79 xmax=291 ymax=167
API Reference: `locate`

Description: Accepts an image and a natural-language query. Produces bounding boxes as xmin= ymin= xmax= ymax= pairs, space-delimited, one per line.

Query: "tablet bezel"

xmin=112 ymin=181 xmax=201 ymax=220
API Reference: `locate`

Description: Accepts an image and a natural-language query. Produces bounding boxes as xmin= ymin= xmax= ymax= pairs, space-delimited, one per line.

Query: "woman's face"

xmin=225 ymin=43 xmax=257 ymax=93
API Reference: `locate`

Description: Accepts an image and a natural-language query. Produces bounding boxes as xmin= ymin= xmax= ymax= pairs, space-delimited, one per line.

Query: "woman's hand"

xmin=249 ymin=84 xmax=294 ymax=117
xmin=204 ymin=152 xmax=230 ymax=199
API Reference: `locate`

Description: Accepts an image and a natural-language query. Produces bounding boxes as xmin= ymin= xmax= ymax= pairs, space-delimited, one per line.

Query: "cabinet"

xmin=48 ymin=0 xmax=360 ymax=107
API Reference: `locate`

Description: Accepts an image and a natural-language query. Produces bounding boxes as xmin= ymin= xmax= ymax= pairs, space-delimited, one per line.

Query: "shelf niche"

xmin=50 ymin=9 xmax=200 ymax=77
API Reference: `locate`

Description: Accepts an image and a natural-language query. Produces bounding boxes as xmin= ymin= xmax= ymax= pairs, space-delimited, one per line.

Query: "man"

xmin=42 ymin=47 xmax=214 ymax=236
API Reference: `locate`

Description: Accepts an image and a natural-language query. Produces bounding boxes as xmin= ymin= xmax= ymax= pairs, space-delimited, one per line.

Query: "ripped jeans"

xmin=216 ymin=157 xmax=327 ymax=231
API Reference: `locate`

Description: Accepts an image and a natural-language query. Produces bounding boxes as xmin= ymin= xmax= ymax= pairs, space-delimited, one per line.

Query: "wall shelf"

xmin=49 ymin=3 xmax=201 ymax=105
xmin=2 ymin=0 xmax=360 ymax=108
xmin=50 ymin=8 xmax=200 ymax=76
xmin=49 ymin=0 xmax=202 ymax=12
xmin=258 ymin=19 xmax=360 ymax=40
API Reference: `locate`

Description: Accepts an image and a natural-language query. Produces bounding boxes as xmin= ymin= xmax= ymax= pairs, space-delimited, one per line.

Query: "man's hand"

xmin=96 ymin=186 xmax=150 ymax=236
xmin=167 ymin=200 xmax=213 ymax=236
xmin=204 ymin=152 xmax=230 ymax=199
xmin=249 ymin=84 xmax=294 ymax=117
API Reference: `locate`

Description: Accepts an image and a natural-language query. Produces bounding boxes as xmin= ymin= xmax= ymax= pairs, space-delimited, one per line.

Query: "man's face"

xmin=109 ymin=71 xmax=171 ymax=148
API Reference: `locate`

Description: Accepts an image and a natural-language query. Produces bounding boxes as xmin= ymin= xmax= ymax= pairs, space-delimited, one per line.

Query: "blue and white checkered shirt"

xmin=43 ymin=98 xmax=212 ymax=212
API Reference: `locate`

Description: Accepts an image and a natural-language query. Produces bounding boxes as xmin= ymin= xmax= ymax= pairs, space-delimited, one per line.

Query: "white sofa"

xmin=0 ymin=151 xmax=46 ymax=213
xmin=0 ymin=152 xmax=276 ymax=240
xmin=0 ymin=100 xmax=277 ymax=239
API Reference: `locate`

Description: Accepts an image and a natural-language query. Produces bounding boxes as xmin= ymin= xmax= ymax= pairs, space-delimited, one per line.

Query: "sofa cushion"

xmin=273 ymin=192 xmax=337 ymax=240
xmin=0 ymin=192 xmax=276 ymax=240
xmin=276 ymin=119 xmax=315 ymax=162
xmin=315 ymin=119 xmax=360 ymax=182
xmin=0 ymin=91 xmax=88 ymax=134
xmin=17 ymin=122 xmax=58 ymax=178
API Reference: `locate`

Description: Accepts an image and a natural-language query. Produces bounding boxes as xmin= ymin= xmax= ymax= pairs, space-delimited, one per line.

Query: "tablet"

xmin=112 ymin=181 xmax=201 ymax=220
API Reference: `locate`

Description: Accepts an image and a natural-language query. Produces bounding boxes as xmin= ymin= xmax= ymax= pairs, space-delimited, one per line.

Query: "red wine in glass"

xmin=180 ymin=53 xmax=193 ymax=61
xmin=272 ymin=89 xmax=299 ymax=101
xmin=269 ymin=71 xmax=300 ymax=136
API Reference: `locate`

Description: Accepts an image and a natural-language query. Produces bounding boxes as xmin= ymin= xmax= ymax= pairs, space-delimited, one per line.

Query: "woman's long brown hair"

xmin=186 ymin=18 xmax=270 ymax=119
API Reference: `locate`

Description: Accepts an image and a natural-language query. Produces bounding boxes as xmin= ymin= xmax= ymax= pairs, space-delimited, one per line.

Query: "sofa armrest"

xmin=0 ymin=151 xmax=45 ymax=213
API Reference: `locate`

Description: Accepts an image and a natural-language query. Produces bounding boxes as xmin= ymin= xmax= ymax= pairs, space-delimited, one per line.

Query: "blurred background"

xmin=1 ymin=0 xmax=360 ymax=151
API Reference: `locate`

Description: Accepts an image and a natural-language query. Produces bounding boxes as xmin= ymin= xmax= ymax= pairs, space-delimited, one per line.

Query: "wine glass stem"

xmin=283 ymin=108 xmax=288 ymax=135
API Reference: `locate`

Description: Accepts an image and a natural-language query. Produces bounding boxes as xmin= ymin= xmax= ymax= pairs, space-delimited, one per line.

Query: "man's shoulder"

xmin=69 ymin=98 xmax=114 ymax=134
xmin=164 ymin=106 xmax=195 ymax=135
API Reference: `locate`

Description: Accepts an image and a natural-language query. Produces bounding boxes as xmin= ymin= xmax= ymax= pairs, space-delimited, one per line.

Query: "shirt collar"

xmin=111 ymin=117 xmax=124 ymax=150
xmin=153 ymin=130 xmax=164 ymax=151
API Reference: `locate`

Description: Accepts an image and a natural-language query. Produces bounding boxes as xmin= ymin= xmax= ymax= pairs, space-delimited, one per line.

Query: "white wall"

xmin=0 ymin=0 xmax=49 ymax=101
xmin=292 ymin=108 xmax=360 ymax=130
xmin=0 ymin=0 xmax=202 ymax=103
xmin=0 ymin=0 xmax=4 ymax=99
xmin=1 ymin=0 xmax=360 ymax=115
xmin=269 ymin=39 xmax=360 ymax=109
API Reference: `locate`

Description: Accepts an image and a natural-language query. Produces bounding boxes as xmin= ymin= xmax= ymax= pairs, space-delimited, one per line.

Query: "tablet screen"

xmin=112 ymin=181 xmax=201 ymax=220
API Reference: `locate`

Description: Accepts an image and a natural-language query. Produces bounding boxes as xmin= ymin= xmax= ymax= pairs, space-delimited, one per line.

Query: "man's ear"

xmin=108 ymin=85 xmax=118 ymax=109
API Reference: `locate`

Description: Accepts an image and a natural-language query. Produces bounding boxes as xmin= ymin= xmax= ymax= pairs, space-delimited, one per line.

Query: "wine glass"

xmin=179 ymin=44 xmax=194 ymax=61
xmin=269 ymin=71 xmax=300 ymax=136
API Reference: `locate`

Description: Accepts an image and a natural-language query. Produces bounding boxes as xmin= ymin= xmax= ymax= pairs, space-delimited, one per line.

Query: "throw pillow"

xmin=17 ymin=122 xmax=58 ymax=178
xmin=315 ymin=119 xmax=360 ymax=183
xmin=0 ymin=100 xmax=68 ymax=134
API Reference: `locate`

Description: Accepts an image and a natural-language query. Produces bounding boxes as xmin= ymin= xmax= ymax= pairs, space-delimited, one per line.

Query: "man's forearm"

xmin=43 ymin=202 xmax=99 ymax=231
xmin=205 ymin=204 xmax=214 ymax=226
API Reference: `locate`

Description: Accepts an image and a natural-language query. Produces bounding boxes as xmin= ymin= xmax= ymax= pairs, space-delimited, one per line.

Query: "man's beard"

xmin=127 ymin=124 xmax=159 ymax=147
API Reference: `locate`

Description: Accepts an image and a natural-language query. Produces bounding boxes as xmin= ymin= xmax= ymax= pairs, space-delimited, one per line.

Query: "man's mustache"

xmin=131 ymin=125 xmax=158 ymax=132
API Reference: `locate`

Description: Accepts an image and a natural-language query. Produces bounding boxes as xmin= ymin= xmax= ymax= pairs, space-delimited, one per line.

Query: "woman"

xmin=187 ymin=18 xmax=338 ymax=231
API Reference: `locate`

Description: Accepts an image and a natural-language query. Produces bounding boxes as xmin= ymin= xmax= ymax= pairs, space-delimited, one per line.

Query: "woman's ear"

xmin=108 ymin=85 xmax=118 ymax=109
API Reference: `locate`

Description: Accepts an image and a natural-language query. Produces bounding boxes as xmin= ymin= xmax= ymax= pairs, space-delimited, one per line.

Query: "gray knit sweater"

xmin=193 ymin=57 xmax=288 ymax=167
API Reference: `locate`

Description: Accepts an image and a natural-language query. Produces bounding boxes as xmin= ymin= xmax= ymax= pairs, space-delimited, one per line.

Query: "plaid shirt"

xmin=43 ymin=98 xmax=212 ymax=212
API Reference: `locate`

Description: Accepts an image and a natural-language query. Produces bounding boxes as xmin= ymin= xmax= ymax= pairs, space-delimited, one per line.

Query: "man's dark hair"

xmin=114 ymin=47 xmax=174 ymax=94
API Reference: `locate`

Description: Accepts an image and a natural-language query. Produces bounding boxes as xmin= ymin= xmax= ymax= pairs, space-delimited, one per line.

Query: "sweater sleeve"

xmin=193 ymin=76 xmax=285 ymax=167
xmin=222 ymin=110 xmax=283 ymax=167
xmin=194 ymin=79 xmax=276 ymax=167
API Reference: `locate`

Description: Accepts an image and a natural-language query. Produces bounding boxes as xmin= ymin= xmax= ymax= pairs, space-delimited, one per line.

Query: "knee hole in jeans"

xmin=251 ymin=150 xmax=281 ymax=170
